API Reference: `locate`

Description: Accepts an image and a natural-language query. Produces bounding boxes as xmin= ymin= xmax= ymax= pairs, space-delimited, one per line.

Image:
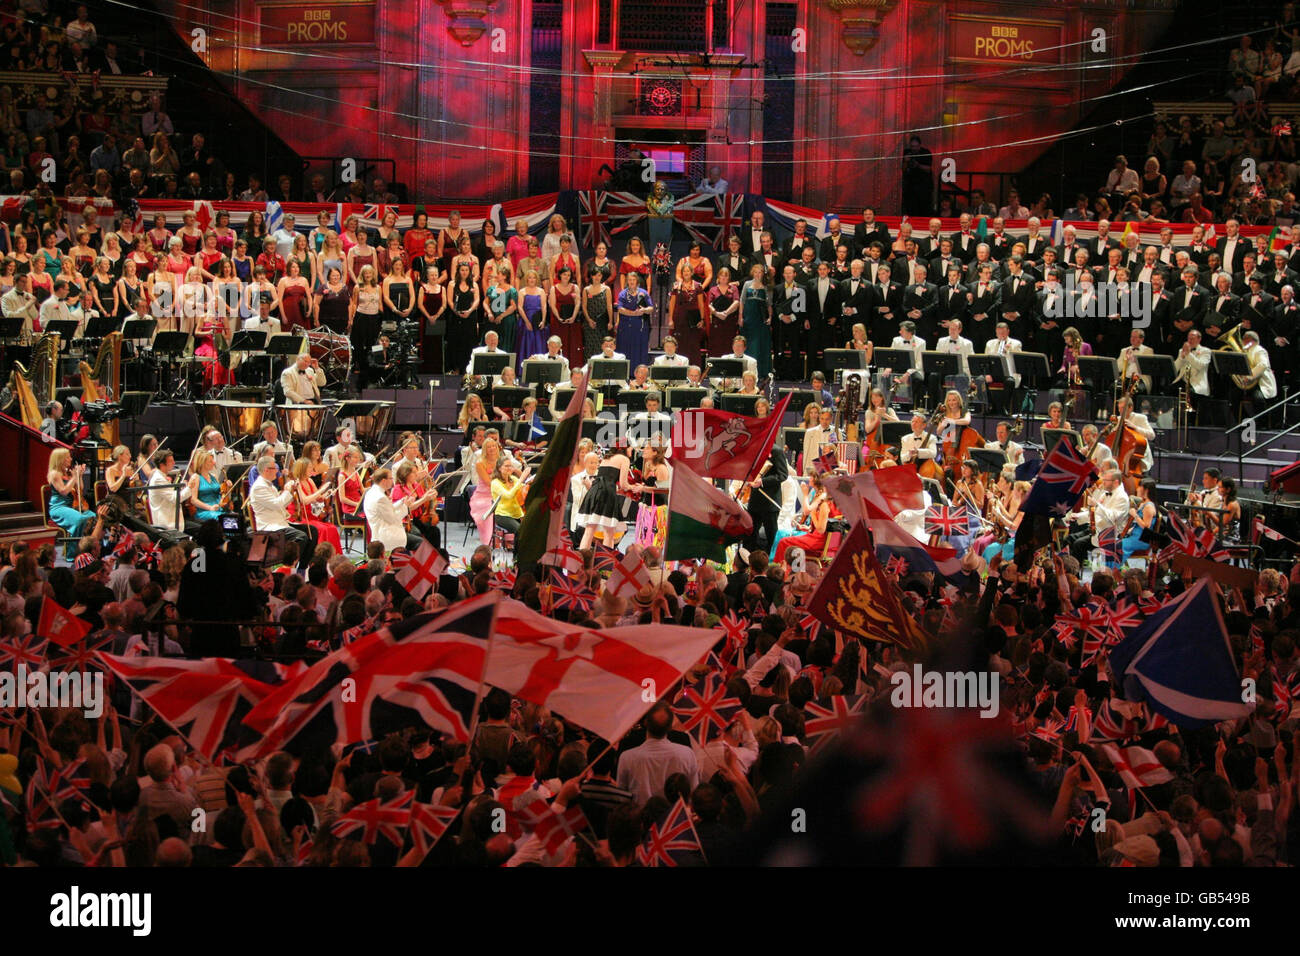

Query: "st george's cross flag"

xmin=517 ymin=370 xmax=589 ymax=566
xmin=608 ymin=548 xmax=651 ymax=598
xmin=391 ymin=541 xmax=447 ymax=601
xmin=664 ymin=463 xmax=753 ymax=563
xmin=1100 ymin=743 xmax=1174 ymax=790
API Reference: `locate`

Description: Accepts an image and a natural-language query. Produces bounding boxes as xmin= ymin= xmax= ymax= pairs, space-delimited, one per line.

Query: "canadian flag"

xmin=485 ymin=600 xmax=722 ymax=742
xmin=38 ymin=597 xmax=91 ymax=648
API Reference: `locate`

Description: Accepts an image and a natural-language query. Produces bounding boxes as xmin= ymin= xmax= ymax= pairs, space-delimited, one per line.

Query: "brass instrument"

xmin=837 ymin=372 xmax=862 ymax=443
xmin=79 ymin=331 xmax=123 ymax=457
xmin=1215 ymin=324 xmax=1254 ymax=389
xmin=6 ymin=333 xmax=60 ymax=430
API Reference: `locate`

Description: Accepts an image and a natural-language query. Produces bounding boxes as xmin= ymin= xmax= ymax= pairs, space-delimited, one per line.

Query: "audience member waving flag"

xmin=517 ymin=369 xmax=589 ymax=566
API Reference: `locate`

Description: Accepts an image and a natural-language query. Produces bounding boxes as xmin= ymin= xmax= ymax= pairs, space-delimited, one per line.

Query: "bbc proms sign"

xmin=260 ymin=1 xmax=376 ymax=45
xmin=948 ymin=15 xmax=1063 ymax=64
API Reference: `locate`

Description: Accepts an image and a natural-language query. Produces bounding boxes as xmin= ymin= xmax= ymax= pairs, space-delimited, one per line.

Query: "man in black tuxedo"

xmin=783 ymin=219 xmax=817 ymax=266
xmin=916 ymin=218 xmax=946 ymax=259
xmin=1203 ymin=273 xmax=1240 ymax=343
xmin=936 ymin=262 xmax=970 ymax=336
xmin=807 ymin=260 xmax=842 ymax=373
xmin=867 ymin=261 xmax=903 ymax=344
xmin=1232 ymin=254 xmax=1265 ymax=297
xmin=793 ymin=245 xmax=818 ymax=283
xmin=1184 ymin=225 xmax=1213 ymax=268
xmin=1036 ymin=270 xmax=1069 ymax=368
xmin=739 ymin=211 xmax=768 ymax=259
xmin=949 ymin=213 xmax=979 ymax=262
xmin=894 ymin=241 xmax=927 ymax=290
xmin=1216 ymin=218 xmax=1249 ymax=274
xmin=839 ymin=259 xmax=872 ymax=338
xmin=999 ymin=255 xmax=1038 ymax=343
xmin=965 ymin=263 xmax=1001 ymax=346
xmin=1097 ymin=247 xmax=1125 ymax=288
xmin=772 ymin=265 xmax=807 ymax=381
xmin=717 ymin=233 xmax=751 ymax=283
xmin=1149 ymin=272 xmax=1172 ymax=353
xmin=1055 ymin=225 xmax=1082 ymax=268
xmin=984 ymin=217 xmax=1014 ymax=261
xmin=854 ymin=208 xmax=891 ymax=255
xmin=1237 ymin=275 xmax=1277 ymax=345
xmin=1272 ymin=284 xmax=1299 ymax=380
xmin=900 ymin=262 xmax=938 ymax=342
xmin=820 ymin=215 xmax=856 ymax=263
xmin=1132 ymin=247 xmax=1171 ymax=287
xmin=1022 ymin=219 xmax=1050 ymax=266
xmin=1266 ymin=252 xmax=1300 ymax=298
xmin=1167 ymin=267 xmax=1206 ymax=356
xmin=929 ymin=237 xmax=961 ymax=285
xmin=1090 ymin=220 xmax=1119 ymax=261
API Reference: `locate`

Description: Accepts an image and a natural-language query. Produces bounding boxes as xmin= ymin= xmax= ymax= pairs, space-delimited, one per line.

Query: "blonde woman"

xmin=46 ymin=447 xmax=97 ymax=537
xmin=352 ymin=264 xmax=383 ymax=359
xmin=103 ymin=445 xmax=134 ymax=507
xmin=459 ymin=392 xmax=488 ymax=432
xmin=470 ymin=436 xmax=500 ymax=544
xmin=186 ymin=449 xmax=227 ymax=522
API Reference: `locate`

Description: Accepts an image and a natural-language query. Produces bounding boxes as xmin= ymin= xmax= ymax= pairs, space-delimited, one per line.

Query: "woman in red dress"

xmin=278 ymin=258 xmax=313 ymax=333
xmin=335 ymin=446 xmax=366 ymax=518
xmin=775 ymin=472 xmax=833 ymax=564
xmin=706 ymin=266 xmax=741 ymax=359
xmin=549 ymin=265 xmax=582 ymax=366
xmin=404 ymin=211 xmax=433 ymax=263
xmin=438 ymin=210 xmax=468 ymax=281
xmin=177 ymin=211 xmax=204 ymax=256
xmin=288 ymin=458 xmax=341 ymax=554
xmin=669 ymin=261 xmax=707 ymax=366
xmin=129 ymin=235 xmax=157 ymax=281
xmin=195 ymin=230 xmax=224 ymax=280
xmin=619 ymin=236 xmax=651 ymax=294
xmin=392 ymin=460 xmax=439 ymax=546
xmin=416 ymin=265 xmax=446 ymax=372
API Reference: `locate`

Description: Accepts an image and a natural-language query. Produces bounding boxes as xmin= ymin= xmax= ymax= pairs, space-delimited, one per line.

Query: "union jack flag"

xmin=0 ymin=633 xmax=48 ymax=671
xmin=813 ymin=448 xmax=839 ymax=476
xmin=1020 ymin=437 xmax=1098 ymax=515
xmin=549 ymin=569 xmax=596 ymax=613
xmin=489 ymin=569 xmax=518 ymax=593
xmin=671 ymin=671 xmax=743 ymax=746
xmin=636 ymin=797 xmax=704 ymax=867
xmin=803 ymin=694 xmax=867 ymax=755
xmin=884 ymin=555 xmax=909 ymax=576
xmin=716 ymin=610 xmax=749 ymax=655
xmin=672 ymin=192 xmax=744 ymax=249
xmin=578 ymin=191 xmax=612 ymax=248
xmin=1097 ymin=526 xmax=1124 ymax=566
xmin=798 ymin=610 xmax=823 ymax=642
xmin=924 ymin=505 xmax=969 ymax=538
xmin=408 ymin=800 xmax=461 ymax=855
xmin=519 ymin=797 xmax=590 ymax=855
xmin=592 ymin=544 xmax=621 ymax=575
xmin=1089 ymin=698 xmax=1166 ymax=743
xmin=1107 ymin=598 xmax=1143 ymax=640
xmin=48 ymin=632 xmax=114 ymax=672
xmin=1062 ymin=703 xmax=1090 ymax=734
xmin=1158 ymin=511 xmax=1221 ymax=563
xmin=1029 ymin=715 xmax=1065 ymax=744
xmin=331 ymin=790 xmax=414 ymax=846
xmin=26 ymin=757 xmax=90 ymax=829
xmin=597 ymin=191 xmax=650 ymax=243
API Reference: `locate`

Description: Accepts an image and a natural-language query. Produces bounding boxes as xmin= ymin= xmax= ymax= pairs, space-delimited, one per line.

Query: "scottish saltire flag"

xmin=265 ymin=201 xmax=284 ymax=233
xmin=1107 ymin=578 xmax=1252 ymax=728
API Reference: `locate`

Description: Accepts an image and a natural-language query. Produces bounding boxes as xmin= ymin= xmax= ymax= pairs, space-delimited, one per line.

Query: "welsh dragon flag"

xmin=516 ymin=369 xmax=589 ymax=566
xmin=664 ymin=463 xmax=753 ymax=562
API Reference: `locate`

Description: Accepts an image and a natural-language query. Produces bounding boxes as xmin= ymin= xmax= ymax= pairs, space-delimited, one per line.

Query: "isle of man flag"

xmin=664 ymin=464 xmax=753 ymax=562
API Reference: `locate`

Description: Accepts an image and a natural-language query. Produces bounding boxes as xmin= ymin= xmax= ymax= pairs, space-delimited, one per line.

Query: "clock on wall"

xmin=640 ymin=78 xmax=683 ymax=116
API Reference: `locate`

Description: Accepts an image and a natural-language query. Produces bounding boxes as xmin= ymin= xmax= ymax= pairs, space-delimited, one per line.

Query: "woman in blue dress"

xmin=516 ymin=270 xmax=549 ymax=369
xmin=46 ymin=448 xmax=97 ymax=537
xmin=1122 ymin=478 xmax=1158 ymax=565
xmin=615 ymin=271 xmax=652 ymax=368
xmin=740 ymin=263 xmax=773 ymax=378
xmin=484 ymin=270 xmax=519 ymax=356
xmin=186 ymin=450 xmax=227 ymax=522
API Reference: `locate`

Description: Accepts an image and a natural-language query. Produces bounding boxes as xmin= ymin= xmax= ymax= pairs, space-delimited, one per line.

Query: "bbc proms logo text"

xmin=50 ymin=887 xmax=151 ymax=936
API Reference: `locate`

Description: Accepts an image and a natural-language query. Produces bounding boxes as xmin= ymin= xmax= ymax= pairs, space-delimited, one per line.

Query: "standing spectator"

xmin=997 ymin=189 xmax=1030 ymax=219
xmin=141 ymin=96 xmax=174 ymax=139
xmin=65 ymin=5 xmax=98 ymax=48
xmin=901 ymin=135 xmax=934 ymax=215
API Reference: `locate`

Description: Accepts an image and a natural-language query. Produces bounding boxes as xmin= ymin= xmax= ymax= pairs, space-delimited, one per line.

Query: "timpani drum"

xmin=308 ymin=329 xmax=352 ymax=389
xmin=350 ymin=400 xmax=394 ymax=454
xmin=221 ymin=402 xmax=268 ymax=443
xmin=276 ymin=402 xmax=333 ymax=448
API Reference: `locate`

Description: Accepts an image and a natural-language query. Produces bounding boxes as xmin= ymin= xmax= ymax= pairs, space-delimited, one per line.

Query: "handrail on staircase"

xmin=1226 ymin=390 xmax=1299 ymax=486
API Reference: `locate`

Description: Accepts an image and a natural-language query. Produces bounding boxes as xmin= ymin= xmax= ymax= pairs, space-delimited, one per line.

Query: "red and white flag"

xmin=1101 ymin=743 xmax=1174 ymax=790
xmin=519 ymin=797 xmax=590 ymax=855
xmin=486 ymin=600 xmax=723 ymax=742
xmin=408 ymin=800 xmax=461 ymax=855
xmin=392 ymin=541 xmax=447 ymax=601
xmin=608 ymin=548 xmax=650 ymax=598
xmin=670 ymin=393 xmax=790 ymax=481
xmin=38 ymin=596 xmax=91 ymax=648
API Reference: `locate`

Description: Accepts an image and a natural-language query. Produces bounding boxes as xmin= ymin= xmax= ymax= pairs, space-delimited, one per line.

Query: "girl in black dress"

xmin=449 ymin=262 xmax=480 ymax=374
xmin=576 ymin=446 xmax=633 ymax=550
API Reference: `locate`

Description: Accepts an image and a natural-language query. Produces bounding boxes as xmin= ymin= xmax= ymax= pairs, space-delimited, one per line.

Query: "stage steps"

xmin=0 ymin=488 xmax=56 ymax=549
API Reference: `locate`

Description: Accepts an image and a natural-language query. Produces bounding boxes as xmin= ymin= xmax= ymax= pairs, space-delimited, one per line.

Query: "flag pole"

xmin=462 ymin=593 xmax=505 ymax=750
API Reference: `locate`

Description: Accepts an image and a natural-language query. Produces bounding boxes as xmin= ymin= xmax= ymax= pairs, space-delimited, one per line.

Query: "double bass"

xmin=940 ymin=418 xmax=985 ymax=468
xmin=913 ymin=407 xmax=946 ymax=483
xmin=1101 ymin=380 xmax=1147 ymax=493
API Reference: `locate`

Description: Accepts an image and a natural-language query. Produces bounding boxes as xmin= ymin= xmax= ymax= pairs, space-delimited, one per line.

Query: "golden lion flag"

xmin=807 ymin=521 xmax=928 ymax=651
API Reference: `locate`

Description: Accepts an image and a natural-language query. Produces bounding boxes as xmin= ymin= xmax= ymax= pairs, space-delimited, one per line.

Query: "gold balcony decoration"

xmin=821 ymin=0 xmax=898 ymax=56
xmin=438 ymin=0 xmax=497 ymax=47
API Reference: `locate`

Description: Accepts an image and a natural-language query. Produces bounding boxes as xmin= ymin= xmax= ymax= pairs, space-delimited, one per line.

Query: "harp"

xmin=6 ymin=332 xmax=60 ymax=430
xmin=80 ymin=331 xmax=123 ymax=452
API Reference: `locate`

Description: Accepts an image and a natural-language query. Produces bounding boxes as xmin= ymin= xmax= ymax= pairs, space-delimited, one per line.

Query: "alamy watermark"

xmin=889 ymin=664 xmax=1000 ymax=717
xmin=0 ymin=666 xmax=103 ymax=718
xmin=1041 ymin=275 xmax=1152 ymax=329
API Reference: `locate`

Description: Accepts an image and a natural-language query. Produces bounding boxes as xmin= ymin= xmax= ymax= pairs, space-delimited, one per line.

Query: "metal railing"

xmin=1226 ymin=389 xmax=1300 ymax=485
xmin=298 ymin=157 xmax=401 ymax=201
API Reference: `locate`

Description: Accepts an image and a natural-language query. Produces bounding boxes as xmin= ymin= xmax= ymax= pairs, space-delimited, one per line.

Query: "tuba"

xmin=1215 ymin=324 xmax=1253 ymax=389
xmin=6 ymin=332 xmax=60 ymax=430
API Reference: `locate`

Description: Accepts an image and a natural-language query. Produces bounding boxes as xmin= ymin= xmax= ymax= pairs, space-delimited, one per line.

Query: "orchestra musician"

xmin=1216 ymin=476 xmax=1241 ymax=539
xmin=1110 ymin=395 xmax=1156 ymax=472
xmin=287 ymin=457 xmax=340 ymax=553
xmin=711 ymin=335 xmax=758 ymax=392
xmin=863 ymin=387 xmax=900 ymax=462
xmin=1056 ymin=327 xmax=1091 ymax=387
xmin=985 ymin=420 xmax=1025 ymax=466
xmin=252 ymin=420 xmax=289 ymax=467
xmin=528 ymin=334 xmax=572 ymax=381
xmin=469 ymin=437 xmax=502 ymax=546
xmin=899 ymin=412 xmax=938 ymax=467
xmin=1239 ymin=330 xmax=1279 ymax=405
xmin=774 ymin=471 xmax=831 ymax=564
xmin=324 ymin=424 xmax=367 ymax=471
xmin=103 ymin=445 xmax=135 ymax=508
xmin=1078 ymin=423 xmax=1115 ymax=469
xmin=1122 ymin=478 xmax=1159 ymax=563
xmin=1044 ymin=401 xmax=1074 ymax=434
xmin=982 ymin=321 xmax=1022 ymax=415
xmin=1067 ymin=466 xmax=1130 ymax=564
xmin=363 ymin=467 xmax=435 ymax=554
xmin=654 ymin=335 xmax=689 ymax=368
xmin=202 ymin=426 xmax=243 ymax=471
xmin=46 ymin=448 xmax=99 ymax=538
xmin=392 ymin=459 xmax=441 ymax=547
xmin=186 ymin=449 xmax=228 ymax=524
xmin=1117 ymin=328 xmax=1155 ymax=394
xmin=802 ymin=405 xmax=837 ymax=477
xmin=137 ymin=435 xmax=160 ymax=484
xmin=335 ymin=446 xmax=366 ymax=519
xmin=490 ymin=457 xmax=529 ymax=537
xmin=147 ymin=447 xmax=191 ymax=533
xmin=888 ymin=321 xmax=926 ymax=396
xmin=249 ymin=456 xmax=316 ymax=570
xmin=1187 ymin=466 xmax=1223 ymax=529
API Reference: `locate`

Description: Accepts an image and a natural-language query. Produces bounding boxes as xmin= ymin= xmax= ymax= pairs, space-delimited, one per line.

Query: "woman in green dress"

xmin=740 ymin=263 xmax=773 ymax=378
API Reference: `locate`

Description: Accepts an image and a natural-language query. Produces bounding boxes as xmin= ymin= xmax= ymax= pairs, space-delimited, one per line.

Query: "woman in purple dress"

xmin=615 ymin=271 xmax=652 ymax=368
xmin=516 ymin=269 xmax=549 ymax=369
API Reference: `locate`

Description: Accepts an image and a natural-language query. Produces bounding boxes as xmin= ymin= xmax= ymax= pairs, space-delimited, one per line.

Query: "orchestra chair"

xmin=334 ymin=493 xmax=369 ymax=555
xmin=819 ymin=530 xmax=843 ymax=567
xmin=40 ymin=484 xmax=80 ymax=559
xmin=94 ymin=479 xmax=108 ymax=507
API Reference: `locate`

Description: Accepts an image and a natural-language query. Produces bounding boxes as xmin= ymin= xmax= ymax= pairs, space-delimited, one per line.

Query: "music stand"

xmin=824 ymin=348 xmax=868 ymax=374
xmin=720 ymin=393 xmax=761 ymax=415
xmin=782 ymin=388 xmax=817 ymax=411
xmin=266 ymin=333 xmax=306 ymax=358
xmin=522 ymin=358 xmax=564 ymax=389
xmin=152 ymin=331 xmax=190 ymax=357
xmin=665 ymin=386 xmax=708 ymax=411
xmin=228 ymin=330 xmax=267 ymax=354
xmin=881 ymin=421 xmax=912 ymax=451
xmin=0 ymin=317 xmax=21 ymax=340
xmin=1076 ymin=356 xmax=1118 ymax=393
xmin=223 ymin=460 xmax=255 ymax=487
xmin=1211 ymin=350 xmax=1251 ymax=381
xmin=873 ymin=348 xmax=915 ymax=372
xmin=550 ymin=386 xmax=579 ymax=413
xmin=87 ymin=314 xmax=118 ymax=338
xmin=615 ymin=389 xmax=650 ymax=413
xmin=706 ymin=357 xmax=745 ymax=379
xmin=44 ymin=319 xmax=79 ymax=347
xmin=590 ymin=358 xmax=630 ymax=382
xmin=783 ymin=427 xmax=806 ymax=453
xmin=121 ymin=318 xmax=156 ymax=342
xmin=490 ymin=386 xmax=532 ymax=410
xmin=968 ymin=355 xmax=1008 ymax=382
xmin=580 ymin=419 xmax=605 ymax=444
xmin=1136 ymin=354 xmax=1176 ymax=392
xmin=920 ymin=351 xmax=960 ymax=383
xmin=119 ymin=391 xmax=152 ymax=419
xmin=1040 ymin=429 xmax=1075 ymax=456
xmin=1010 ymin=351 xmax=1050 ymax=387
xmin=649 ymin=364 xmax=688 ymax=384
xmin=471 ymin=351 xmax=512 ymax=378
xmin=969 ymin=447 xmax=1007 ymax=475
